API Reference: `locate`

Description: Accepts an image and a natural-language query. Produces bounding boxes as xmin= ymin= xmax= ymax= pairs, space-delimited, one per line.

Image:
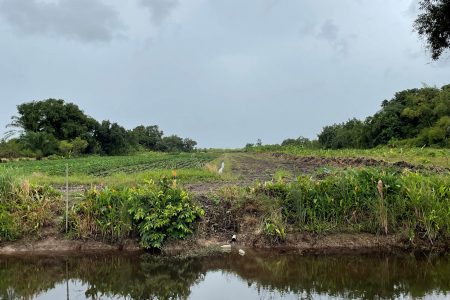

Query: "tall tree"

xmin=414 ymin=0 xmax=450 ymax=60
xmin=95 ymin=121 xmax=132 ymax=155
xmin=11 ymin=99 xmax=99 ymax=140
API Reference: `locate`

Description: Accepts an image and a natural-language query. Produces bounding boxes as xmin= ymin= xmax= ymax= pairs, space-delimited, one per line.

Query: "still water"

xmin=0 ymin=250 xmax=449 ymax=300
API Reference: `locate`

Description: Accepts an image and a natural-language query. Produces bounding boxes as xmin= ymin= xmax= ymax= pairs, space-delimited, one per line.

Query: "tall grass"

xmin=254 ymin=168 xmax=450 ymax=242
xmin=0 ymin=171 xmax=62 ymax=241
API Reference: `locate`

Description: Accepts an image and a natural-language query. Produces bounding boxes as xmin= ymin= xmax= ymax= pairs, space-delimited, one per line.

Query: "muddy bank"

xmin=0 ymin=231 xmax=445 ymax=256
xmin=0 ymin=236 xmax=141 ymax=255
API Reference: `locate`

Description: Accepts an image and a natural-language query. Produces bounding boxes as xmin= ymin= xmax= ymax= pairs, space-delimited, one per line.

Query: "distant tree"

xmin=72 ymin=137 xmax=89 ymax=156
xmin=256 ymin=139 xmax=262 ymax=146
xmin=95 ymin=121 xmax=131 ymax=155
xmin=414 ymin=0 xmax=450 ymax=60
xmin=281 ymin=136 xmax=312 ymax=148
xmin=131 ymin=125 xmax=163 ymax=150
xmin=7 ymin=99 xmax=199 ymax=157
xmin=11 ymin=99 xmax=99 ymax=140
xmin=157 ymin=135 xmax=185 ymax=152
xmin=58 ymin=140 xmax=73 ymax=157
xmin=182 ymin=138 xmax=197 ymax=152
xmin=318 ymin=84 xmax=450 ymax=149
xmin=0 ymin=139 xmax=28 ymax=158
xmin=21 ymin=132 xmax=59 ymax=158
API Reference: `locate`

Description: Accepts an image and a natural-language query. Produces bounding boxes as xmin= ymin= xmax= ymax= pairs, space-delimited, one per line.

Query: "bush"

xmin=70 ymin=178 xmax=204 ymax=248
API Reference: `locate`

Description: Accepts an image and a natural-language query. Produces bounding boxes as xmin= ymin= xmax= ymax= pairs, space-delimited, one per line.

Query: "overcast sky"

xmin=0 ymin=0 xmax=449 ymax=148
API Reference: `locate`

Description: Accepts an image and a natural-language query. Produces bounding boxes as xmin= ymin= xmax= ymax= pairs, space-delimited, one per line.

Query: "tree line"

xmin=270 ymin=84 xmax=450 ymax=150
xmin=0 ymin=99 xmax=197 ymax=158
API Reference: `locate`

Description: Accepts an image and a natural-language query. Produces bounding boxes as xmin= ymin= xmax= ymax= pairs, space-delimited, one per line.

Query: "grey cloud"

xmin=0 ymin=0 xmax=124 ymax=42
xmin=318 ymin=19 xmax=339 ymax=41
xmin=317 ymin=19 xmax=349 ymax=56
xmin=139 ymin=0 xmax=178 ymax=24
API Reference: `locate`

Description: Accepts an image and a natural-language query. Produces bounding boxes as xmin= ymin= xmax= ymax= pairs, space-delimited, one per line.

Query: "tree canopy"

xmin=414 ymin=0 xmax=450 ymax=60
xmin=317 ymin=85 xmax=450 ymax=149
xmin=2 ymin=99 xmax=198 ymax=158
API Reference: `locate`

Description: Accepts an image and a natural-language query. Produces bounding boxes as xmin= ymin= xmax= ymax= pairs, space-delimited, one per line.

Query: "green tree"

xmin=131 ymin=125 xmax=163 ymax=150
xmin=11 ymin=99 xmax=99 ymax=141
xmin=21 ymin=132 xmax=59 ymax=158
xmin=58 ymin=140 xmax=73 ymax=157
xmin=414 ymin=0 xmax=450 ymax=60
xmin=156 ymin=135 xmax=185 ymax=152
xmin=72 ymin=137 xmax=89 ymax=156
xmin=95 ymin=121 xmax=131 ymax=155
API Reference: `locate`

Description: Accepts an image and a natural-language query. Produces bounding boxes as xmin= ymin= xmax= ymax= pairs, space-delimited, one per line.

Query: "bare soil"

xmin=185 ymin=152 xmax=431 ymax=194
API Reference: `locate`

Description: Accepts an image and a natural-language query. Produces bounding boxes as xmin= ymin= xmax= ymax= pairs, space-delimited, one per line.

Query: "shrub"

xmin=71 ymin=177 xmax=204 ymax=248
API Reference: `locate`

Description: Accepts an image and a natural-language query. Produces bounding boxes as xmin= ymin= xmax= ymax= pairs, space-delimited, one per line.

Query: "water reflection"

xmin=0 ymin=251 xmax=449 ymax=299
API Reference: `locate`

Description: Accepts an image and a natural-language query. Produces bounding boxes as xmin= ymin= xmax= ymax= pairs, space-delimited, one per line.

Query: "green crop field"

xmin=0 ymin=152 xmax=221 ymax=186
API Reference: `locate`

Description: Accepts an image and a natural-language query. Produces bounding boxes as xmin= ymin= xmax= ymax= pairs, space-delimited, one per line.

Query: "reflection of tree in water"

xmin=0 ymin=254 xmax=205 ymax=300
xmin=0 ymin=252 xmax=450 ymax=299
xmin=201 ymin=252 xmax=450 ymax=299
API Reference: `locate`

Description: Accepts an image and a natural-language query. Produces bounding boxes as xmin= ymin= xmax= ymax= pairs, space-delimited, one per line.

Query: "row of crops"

xmin=0 ymin=152 xmax=219 ymax=177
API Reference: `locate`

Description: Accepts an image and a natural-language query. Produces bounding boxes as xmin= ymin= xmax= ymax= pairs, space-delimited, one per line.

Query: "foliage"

xmin=263 ymin=209 xmax=286 ymax=242
xmin=21 ymin=131 xmax=59 ymax=158
xmin=0 ymin=171 xmax=62 ymax=241
xmin=128 ymin=178 xmax=204 ymax=248
xmin=281 ymin=136 xmax=318 ymax=148
xmin=131 ymin=125 xmax=163 ymax=150
xmin=71 ymin=178 xmax=204 ymax=248
xmin=0 ymin=139 xmax=33 ymax=159
xmin=157 ymin=135 xmax=197 ymax=152
xmin=317 ymin=85 xmax=450 ymax=149
xmin=95 ymin=121 xmax=132 ymax=155
xmin=6 ymin=99 xmax=198 ymax=158
xmin=414 ymin=0 xmax=450 ymax=60
xmin=253 ymin=169 xmax=450 ymax=242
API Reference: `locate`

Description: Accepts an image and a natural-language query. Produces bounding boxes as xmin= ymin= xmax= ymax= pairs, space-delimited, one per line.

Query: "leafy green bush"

xmin=71 ymin=178 xmax=204 ymax=248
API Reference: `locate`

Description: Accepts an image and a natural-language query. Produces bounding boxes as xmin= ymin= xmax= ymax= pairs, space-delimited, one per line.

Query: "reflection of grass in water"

xmin=1 ymin=253 xmax=450 ymax=299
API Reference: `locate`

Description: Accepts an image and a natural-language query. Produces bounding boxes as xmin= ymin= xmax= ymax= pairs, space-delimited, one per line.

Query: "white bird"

xmin=218 ymin=161 xmax=225 ymax=174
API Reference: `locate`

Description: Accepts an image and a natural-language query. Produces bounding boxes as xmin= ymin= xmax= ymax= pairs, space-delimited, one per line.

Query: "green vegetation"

xmin=250 ymin=145 xmax=450 ymax=169
xmin=317 ymin=85 xmax=450 ymax=149
xmin=0 ymin=172 xmax=62 ymax=241
xmin=70 ymin=178 xmax=204 ymax=248
xmin=232 ymin=168 xmax=450 ymax=243
xmin=2 ymin=99 xmax=198 ymax=158
xmin=414 ymin=0 xmax=450 ymax=60
xmin=0 ymin=152 xmax=220 ymax=185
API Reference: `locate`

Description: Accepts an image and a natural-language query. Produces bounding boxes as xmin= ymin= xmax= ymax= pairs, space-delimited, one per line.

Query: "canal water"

xmin=0 ymin=250 xmax=449 ymax=299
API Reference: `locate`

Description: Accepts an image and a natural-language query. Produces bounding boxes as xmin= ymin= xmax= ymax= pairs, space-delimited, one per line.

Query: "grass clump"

xmin=0 ymin=171 xmax=62 ymax=241
xmin=70 ymin=177 xmax=204 ymax=249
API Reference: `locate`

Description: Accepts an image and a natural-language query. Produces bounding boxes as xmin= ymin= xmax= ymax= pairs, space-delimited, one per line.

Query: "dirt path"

xmin=185 ymin=152 xmax=420 ymax=194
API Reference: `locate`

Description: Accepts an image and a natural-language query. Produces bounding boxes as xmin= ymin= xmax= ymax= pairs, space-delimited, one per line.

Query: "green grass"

xmin=227 ymin=168 xmax=450 ymax=242
xmin=250 ymin=145 xmax=450 ymax=169
xmin=0 ymin=152 xmax=221 ymax=186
